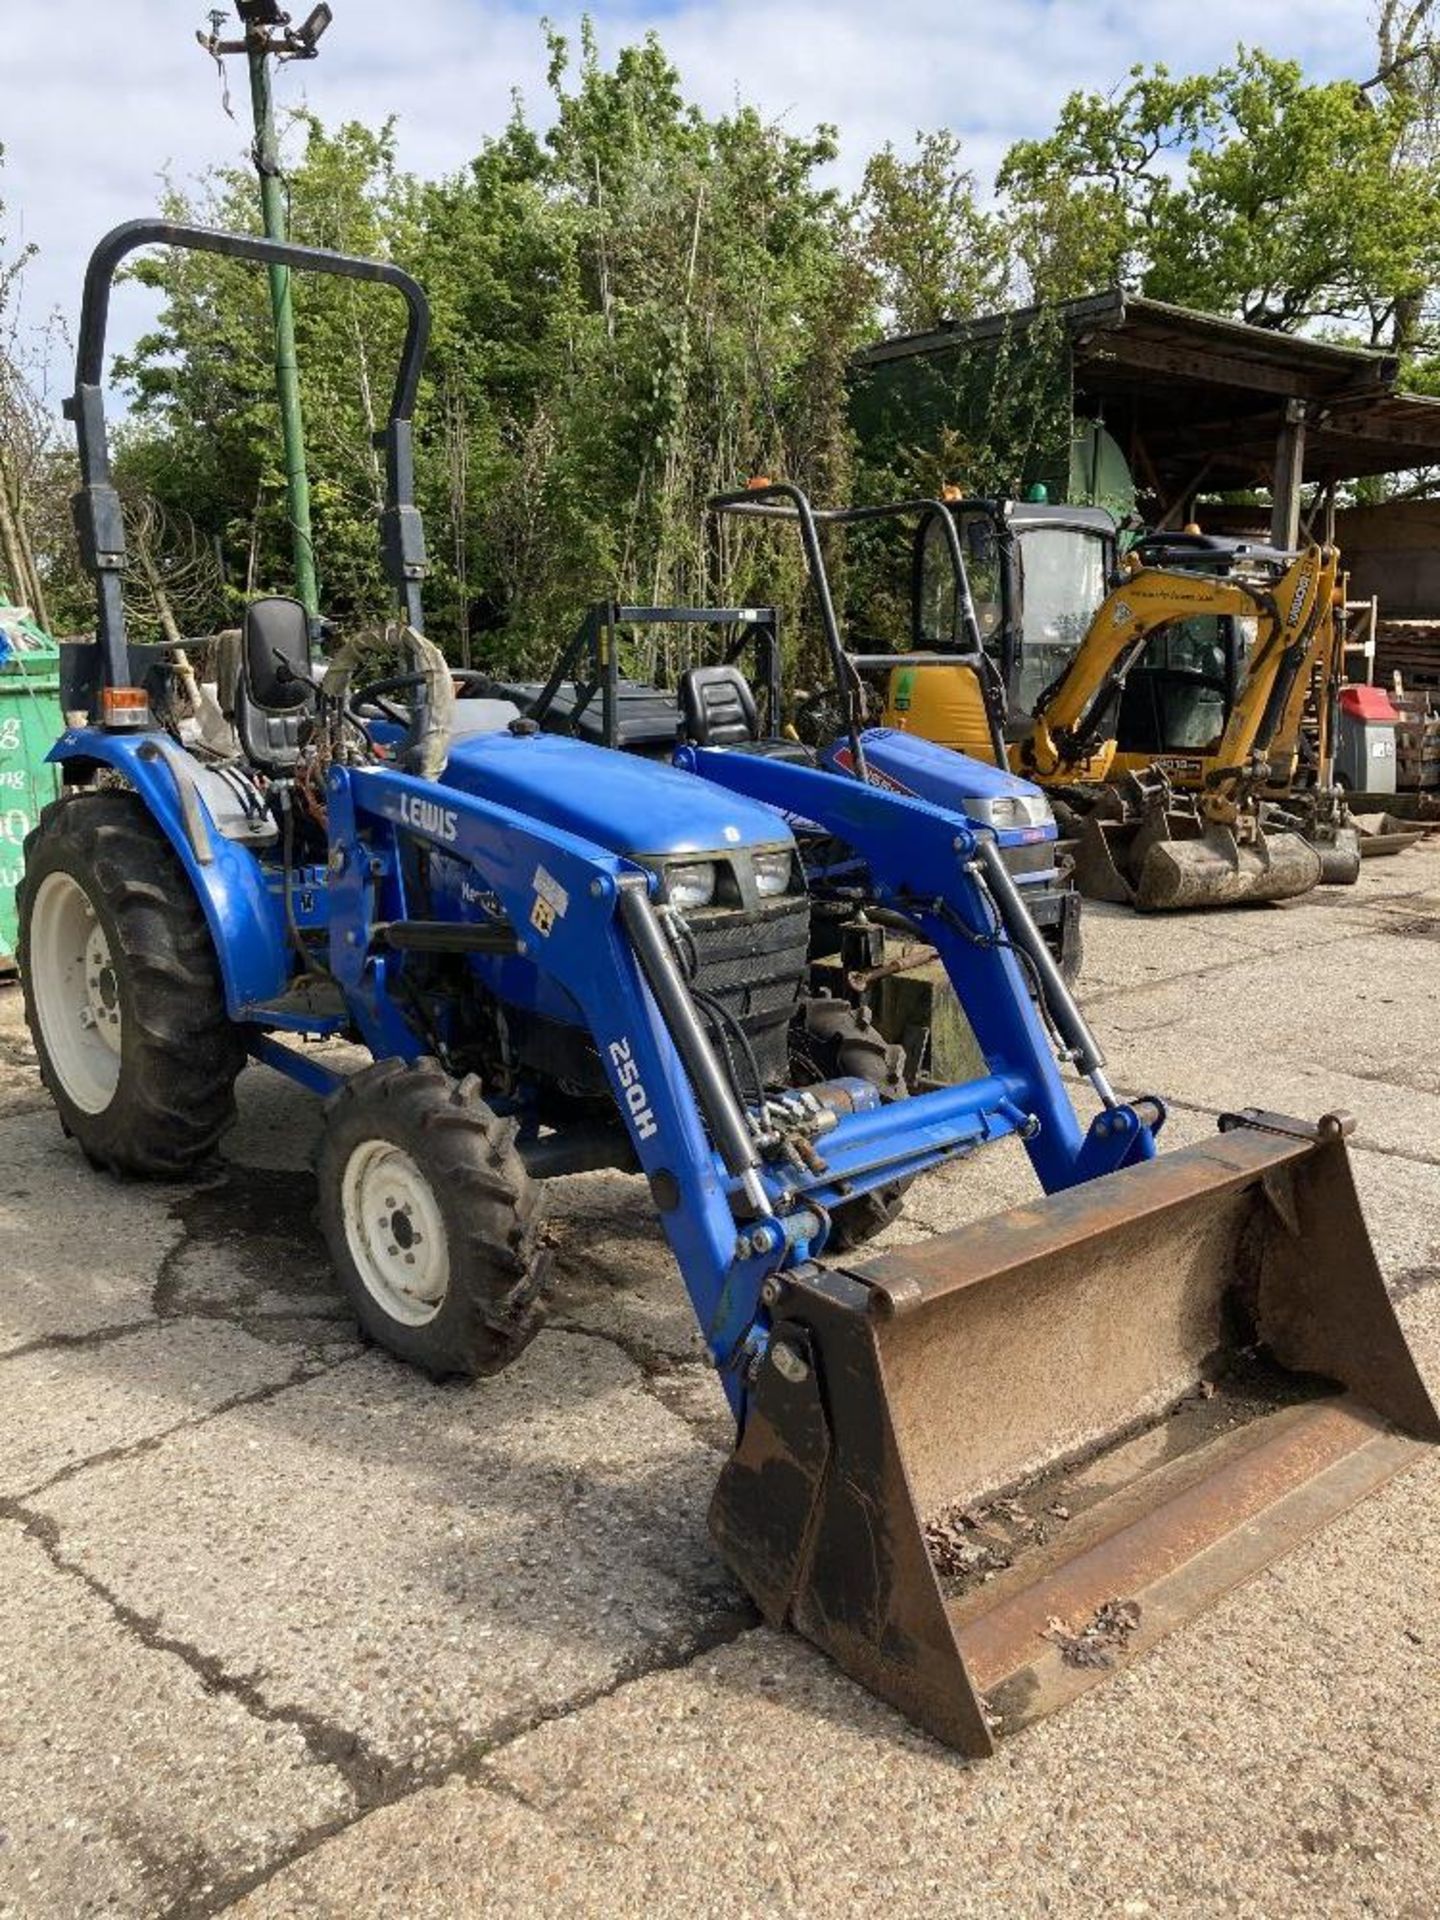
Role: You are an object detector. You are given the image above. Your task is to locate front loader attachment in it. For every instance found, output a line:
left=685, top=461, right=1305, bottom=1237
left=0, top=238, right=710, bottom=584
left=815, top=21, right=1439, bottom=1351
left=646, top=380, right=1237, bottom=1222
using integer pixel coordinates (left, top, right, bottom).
left=711, top=1115, right=1437, bottom=1754
left=1072, top=783, right=1322, bottom=911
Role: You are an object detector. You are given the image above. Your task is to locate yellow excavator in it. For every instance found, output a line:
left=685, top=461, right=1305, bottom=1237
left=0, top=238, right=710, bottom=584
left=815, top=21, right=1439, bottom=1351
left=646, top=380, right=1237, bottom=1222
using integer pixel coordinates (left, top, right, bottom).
left=884, top=499, right=1356, bottom=909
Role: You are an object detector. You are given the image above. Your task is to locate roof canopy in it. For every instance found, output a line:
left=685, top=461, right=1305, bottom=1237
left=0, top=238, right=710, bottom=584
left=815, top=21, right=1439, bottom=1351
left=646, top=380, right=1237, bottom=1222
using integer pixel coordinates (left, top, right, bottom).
left=857, top=293, right=1440, bottom=499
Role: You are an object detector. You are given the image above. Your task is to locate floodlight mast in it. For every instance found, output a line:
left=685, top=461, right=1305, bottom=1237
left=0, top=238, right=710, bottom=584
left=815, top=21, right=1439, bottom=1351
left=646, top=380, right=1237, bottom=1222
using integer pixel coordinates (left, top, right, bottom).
left=196, top=7, right=336, bottom=626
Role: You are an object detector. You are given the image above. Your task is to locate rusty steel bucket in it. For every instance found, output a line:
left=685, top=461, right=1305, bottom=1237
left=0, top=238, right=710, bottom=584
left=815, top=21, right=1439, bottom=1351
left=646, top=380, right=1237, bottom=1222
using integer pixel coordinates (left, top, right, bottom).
left=710, top=1114, right=1438, bottom=1754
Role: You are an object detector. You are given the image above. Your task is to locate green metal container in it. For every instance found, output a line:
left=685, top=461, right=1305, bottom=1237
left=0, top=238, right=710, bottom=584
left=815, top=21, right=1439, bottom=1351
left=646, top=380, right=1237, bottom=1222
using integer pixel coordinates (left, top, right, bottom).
left=0, top=608, right=63, bottom=972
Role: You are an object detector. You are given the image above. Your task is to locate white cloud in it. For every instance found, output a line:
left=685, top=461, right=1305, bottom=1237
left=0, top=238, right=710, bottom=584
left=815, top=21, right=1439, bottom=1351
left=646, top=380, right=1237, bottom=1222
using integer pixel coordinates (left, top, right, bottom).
left=3, top=0, right=1376, bottom=395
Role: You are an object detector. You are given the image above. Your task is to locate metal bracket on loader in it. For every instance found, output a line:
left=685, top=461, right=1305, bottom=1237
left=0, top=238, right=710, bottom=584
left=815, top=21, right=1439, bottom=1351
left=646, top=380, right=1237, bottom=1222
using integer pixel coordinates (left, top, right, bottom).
left=1217, top=1107, right=1354, bottom=1143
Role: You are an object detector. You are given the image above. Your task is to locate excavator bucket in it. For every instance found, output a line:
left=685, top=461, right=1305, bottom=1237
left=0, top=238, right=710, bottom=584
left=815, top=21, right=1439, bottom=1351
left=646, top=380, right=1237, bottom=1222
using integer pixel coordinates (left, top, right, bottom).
left=711, top=1115, right=1438, bottom=1754
left=1311, top=827, right=1362, bottom=887
left=1072, top=798, right=1322, bottom=911
left=1260, top=800, right=1362, bottom=888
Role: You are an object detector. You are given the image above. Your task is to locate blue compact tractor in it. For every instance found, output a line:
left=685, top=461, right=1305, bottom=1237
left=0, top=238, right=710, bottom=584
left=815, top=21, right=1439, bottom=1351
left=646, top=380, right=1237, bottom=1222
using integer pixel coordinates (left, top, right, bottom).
left=19, top=222, right=1436, bottom=1758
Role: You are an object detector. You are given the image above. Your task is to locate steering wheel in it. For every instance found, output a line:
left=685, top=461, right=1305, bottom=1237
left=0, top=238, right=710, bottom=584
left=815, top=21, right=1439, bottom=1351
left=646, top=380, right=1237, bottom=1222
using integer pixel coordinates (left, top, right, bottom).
left=793, top=679, right=878, bottom=748
left=351, top=668, right=493, bottom=724
left=350, top=671, right=432, bottom=728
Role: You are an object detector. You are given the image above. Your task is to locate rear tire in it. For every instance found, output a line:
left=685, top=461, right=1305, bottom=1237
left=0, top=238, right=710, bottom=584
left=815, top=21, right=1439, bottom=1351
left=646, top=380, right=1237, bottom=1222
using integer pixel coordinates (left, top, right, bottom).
left=317, top=1058, right=550, bottom=1379
left=18, top=790, right=245, bottom=1175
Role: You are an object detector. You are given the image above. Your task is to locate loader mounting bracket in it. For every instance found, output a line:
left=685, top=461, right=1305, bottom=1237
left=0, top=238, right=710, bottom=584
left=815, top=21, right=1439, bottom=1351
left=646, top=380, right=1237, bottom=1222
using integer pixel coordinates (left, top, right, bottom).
left=1218, top=1108, right=1355, bottom=1144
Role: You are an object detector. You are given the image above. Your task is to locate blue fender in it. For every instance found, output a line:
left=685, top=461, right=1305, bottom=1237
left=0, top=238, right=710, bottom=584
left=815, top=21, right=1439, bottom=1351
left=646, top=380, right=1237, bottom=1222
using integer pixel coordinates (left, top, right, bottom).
left=48, top=730, right=289, bottom=1017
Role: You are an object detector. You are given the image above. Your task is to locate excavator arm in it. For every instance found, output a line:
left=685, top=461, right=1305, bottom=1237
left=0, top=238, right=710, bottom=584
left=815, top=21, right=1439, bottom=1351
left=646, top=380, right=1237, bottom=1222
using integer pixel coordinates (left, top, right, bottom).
left=1265, top=564, right=1345, bottom=789
left=1023, top=566, right=1276, bottom=780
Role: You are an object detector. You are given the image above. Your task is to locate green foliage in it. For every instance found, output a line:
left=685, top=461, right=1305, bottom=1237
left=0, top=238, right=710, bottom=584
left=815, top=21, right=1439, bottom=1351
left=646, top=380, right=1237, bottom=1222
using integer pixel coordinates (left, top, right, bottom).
left=112, top=29, right=871, bottom=672
left=857, top=132, right=1009, bottom=334
left=999, top=49, right=1440, bottom=355
left=30, top=10, right=1440, bottom=646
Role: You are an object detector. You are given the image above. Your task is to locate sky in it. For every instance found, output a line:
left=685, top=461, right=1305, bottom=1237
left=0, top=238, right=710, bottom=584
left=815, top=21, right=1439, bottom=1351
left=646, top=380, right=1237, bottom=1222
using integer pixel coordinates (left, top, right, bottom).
left=2, top=0, right=1381, bottom=398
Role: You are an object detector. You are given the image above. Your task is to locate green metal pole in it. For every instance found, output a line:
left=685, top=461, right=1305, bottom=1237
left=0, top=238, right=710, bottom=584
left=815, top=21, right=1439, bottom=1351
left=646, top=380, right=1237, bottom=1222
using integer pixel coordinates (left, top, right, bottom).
left=247, top=39, right=319, bottom=621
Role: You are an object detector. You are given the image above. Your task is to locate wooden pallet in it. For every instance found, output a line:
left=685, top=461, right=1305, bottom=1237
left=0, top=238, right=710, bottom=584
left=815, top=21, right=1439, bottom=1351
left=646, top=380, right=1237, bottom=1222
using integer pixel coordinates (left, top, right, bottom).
left=1392, top=692, right=1440, bottom=791
left=1376, top=620, right=1440, bottom=690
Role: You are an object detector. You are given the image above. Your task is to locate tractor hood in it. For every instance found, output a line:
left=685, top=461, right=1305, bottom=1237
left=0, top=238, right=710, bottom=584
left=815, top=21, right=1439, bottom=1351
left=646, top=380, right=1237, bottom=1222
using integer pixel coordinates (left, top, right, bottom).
left=441, top=729, right=793, bottom=857
left=821, top=729, right=1058, bottom=844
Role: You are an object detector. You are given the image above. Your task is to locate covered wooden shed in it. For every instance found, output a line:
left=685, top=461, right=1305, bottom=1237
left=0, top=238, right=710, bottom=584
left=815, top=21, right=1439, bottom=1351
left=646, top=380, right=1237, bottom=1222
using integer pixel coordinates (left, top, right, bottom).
left=855, top=292, right=1440, bottom=549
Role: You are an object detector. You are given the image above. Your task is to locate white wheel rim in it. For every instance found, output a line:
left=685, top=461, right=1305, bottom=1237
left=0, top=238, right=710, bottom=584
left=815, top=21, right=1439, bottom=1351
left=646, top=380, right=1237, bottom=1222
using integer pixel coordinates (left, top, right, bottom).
left=340, top=1140, right=451, bottom=1327
left=29, top=871, right=124, bottom=1115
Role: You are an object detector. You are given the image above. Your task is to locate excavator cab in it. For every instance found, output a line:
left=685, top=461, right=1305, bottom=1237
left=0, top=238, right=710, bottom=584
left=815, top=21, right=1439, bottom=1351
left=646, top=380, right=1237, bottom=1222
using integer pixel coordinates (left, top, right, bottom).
left=895, top=499, right=1117, bottom=762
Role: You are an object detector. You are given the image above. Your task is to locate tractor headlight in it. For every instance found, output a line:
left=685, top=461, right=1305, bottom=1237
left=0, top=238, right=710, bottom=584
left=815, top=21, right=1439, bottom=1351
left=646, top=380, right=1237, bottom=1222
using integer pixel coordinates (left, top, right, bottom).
left=968, top=792, right=1055, bottom=833
left=665, top=861, right=718, bottom=911
left=752, top=848, right=793, bottom=897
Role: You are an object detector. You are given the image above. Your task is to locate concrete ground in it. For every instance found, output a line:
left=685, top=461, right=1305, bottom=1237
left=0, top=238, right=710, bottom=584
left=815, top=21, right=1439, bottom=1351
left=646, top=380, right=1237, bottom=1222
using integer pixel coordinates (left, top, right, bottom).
left=1, top=843, right=1438, bottom=1919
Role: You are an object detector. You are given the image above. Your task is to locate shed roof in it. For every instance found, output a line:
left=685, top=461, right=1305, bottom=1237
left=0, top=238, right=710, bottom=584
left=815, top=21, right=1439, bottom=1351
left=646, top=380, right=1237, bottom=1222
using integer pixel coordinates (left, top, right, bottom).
left=856, top=292, right=1440, bottom=492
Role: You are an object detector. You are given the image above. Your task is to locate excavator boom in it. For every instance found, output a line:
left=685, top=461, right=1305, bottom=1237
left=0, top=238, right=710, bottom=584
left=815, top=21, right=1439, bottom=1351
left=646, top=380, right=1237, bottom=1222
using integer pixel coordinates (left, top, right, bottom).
left=885, top=503, right=1357, bottom=910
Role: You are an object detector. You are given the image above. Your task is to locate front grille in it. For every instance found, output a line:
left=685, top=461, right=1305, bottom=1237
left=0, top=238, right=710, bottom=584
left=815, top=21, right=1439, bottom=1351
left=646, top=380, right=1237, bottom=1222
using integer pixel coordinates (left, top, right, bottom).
left=1003, top=840, right=1059, bottom=877
left=688, top=894, right=810, bottom=1088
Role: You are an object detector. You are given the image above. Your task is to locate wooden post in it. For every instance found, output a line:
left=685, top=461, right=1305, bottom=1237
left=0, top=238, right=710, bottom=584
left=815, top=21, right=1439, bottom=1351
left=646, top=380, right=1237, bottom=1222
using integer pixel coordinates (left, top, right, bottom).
left=1270, top=399, right=1307, bottom=548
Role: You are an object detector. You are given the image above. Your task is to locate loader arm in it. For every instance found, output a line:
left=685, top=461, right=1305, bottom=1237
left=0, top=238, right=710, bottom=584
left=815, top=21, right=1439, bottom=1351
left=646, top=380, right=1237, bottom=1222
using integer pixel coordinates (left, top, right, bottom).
left=1023, top=567, right=1276, bottom=779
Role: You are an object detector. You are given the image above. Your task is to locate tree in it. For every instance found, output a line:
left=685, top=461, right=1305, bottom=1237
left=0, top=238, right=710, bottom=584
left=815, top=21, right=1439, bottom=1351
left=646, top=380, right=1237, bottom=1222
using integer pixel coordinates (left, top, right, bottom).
left=856, top=131, right=1010, bottom=334
left=997, top=48, right=1440, bottom=359
left=998, top=65, right=1221, bottom=305
left=117, top=28, right=871, bottom=676
left=0, top=144, right=52, bottom=628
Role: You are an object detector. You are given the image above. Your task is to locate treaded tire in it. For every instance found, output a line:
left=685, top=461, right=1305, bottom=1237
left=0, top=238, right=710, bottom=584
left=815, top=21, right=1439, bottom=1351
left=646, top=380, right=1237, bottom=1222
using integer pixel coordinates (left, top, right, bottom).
left=18, top=790, right=245, bottom=1175
left=317, top=1057, right=550, bottom=1379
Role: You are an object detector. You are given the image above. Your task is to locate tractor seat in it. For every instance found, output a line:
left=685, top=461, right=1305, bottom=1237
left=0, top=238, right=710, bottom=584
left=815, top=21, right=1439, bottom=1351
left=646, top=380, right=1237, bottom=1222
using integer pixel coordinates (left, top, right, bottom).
left=233, top=596, right=315, bottom=774
left=678, top=665, right=813, bottom=764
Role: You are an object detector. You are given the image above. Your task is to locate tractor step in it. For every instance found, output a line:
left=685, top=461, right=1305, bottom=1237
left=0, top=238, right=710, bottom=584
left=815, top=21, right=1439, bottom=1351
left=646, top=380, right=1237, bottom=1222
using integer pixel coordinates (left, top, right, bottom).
left=249, top=976, right=349, bottom=1026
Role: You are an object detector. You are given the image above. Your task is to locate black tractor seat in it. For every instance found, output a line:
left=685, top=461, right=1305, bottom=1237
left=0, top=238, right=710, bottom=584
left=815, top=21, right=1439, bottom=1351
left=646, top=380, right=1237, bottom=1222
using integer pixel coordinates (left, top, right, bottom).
left=678, top=665, right=813, bottom=763
left=481, top=676, right=683, bottom=751
left=232, top=595, right=316, bottom=774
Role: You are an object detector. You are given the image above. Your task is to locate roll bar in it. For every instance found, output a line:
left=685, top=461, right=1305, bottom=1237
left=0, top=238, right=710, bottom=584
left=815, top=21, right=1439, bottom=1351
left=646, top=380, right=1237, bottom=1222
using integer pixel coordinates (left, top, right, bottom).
left=708, top=483, right=1009, bottom=774
left=64, top=219, right=433, bottom=698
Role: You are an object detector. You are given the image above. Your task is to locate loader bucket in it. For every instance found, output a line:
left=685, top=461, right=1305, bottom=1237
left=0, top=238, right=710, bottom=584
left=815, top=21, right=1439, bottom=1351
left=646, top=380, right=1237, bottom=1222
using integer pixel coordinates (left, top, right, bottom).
left=711, top=1117, right=1438, bottom=1755
left=1073, top=808, right=1322, bottom=910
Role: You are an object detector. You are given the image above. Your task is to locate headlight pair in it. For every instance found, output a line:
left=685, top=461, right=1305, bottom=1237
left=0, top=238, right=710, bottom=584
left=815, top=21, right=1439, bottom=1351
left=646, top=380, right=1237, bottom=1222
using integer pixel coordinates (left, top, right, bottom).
left=968, top=792, right=1055, bottom=832
left=663, top=846, right=792, bottom=911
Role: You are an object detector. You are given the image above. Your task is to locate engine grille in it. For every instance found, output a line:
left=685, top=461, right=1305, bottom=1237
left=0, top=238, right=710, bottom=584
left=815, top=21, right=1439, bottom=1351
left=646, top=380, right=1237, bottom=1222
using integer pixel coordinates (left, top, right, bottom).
left=688, top=894, right=810, bottom=1088
left=1002, top=840, right=1059, bottom=877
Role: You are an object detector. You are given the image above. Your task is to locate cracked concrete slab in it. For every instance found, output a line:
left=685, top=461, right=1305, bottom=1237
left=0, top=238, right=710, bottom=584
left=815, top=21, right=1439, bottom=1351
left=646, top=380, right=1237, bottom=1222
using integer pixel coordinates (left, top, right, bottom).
left=1080, top=908, right=1440, bottom=1163
left=33, top=1337, right=748, bottom=1783
left=545, top=1168, right=711, bottom=1369
left=0, top=1108, right=188, bottom=1354
left=236, top=1436, right=1440, bottom=1918
left=0, top=1521, right=353, bottom=1918
left=0, top=1320, right=325, bottom=1499
left=3, top=842, right=1440, bottom=1917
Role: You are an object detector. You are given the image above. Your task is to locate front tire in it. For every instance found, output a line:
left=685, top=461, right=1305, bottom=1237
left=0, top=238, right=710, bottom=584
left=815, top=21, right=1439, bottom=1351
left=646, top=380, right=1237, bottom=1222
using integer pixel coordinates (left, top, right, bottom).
left=18, top=790, right=245, bottom=1175
left=791, top=1000, right=911, bottom=1252
left=317, top=1058, right=550, bottom=1378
